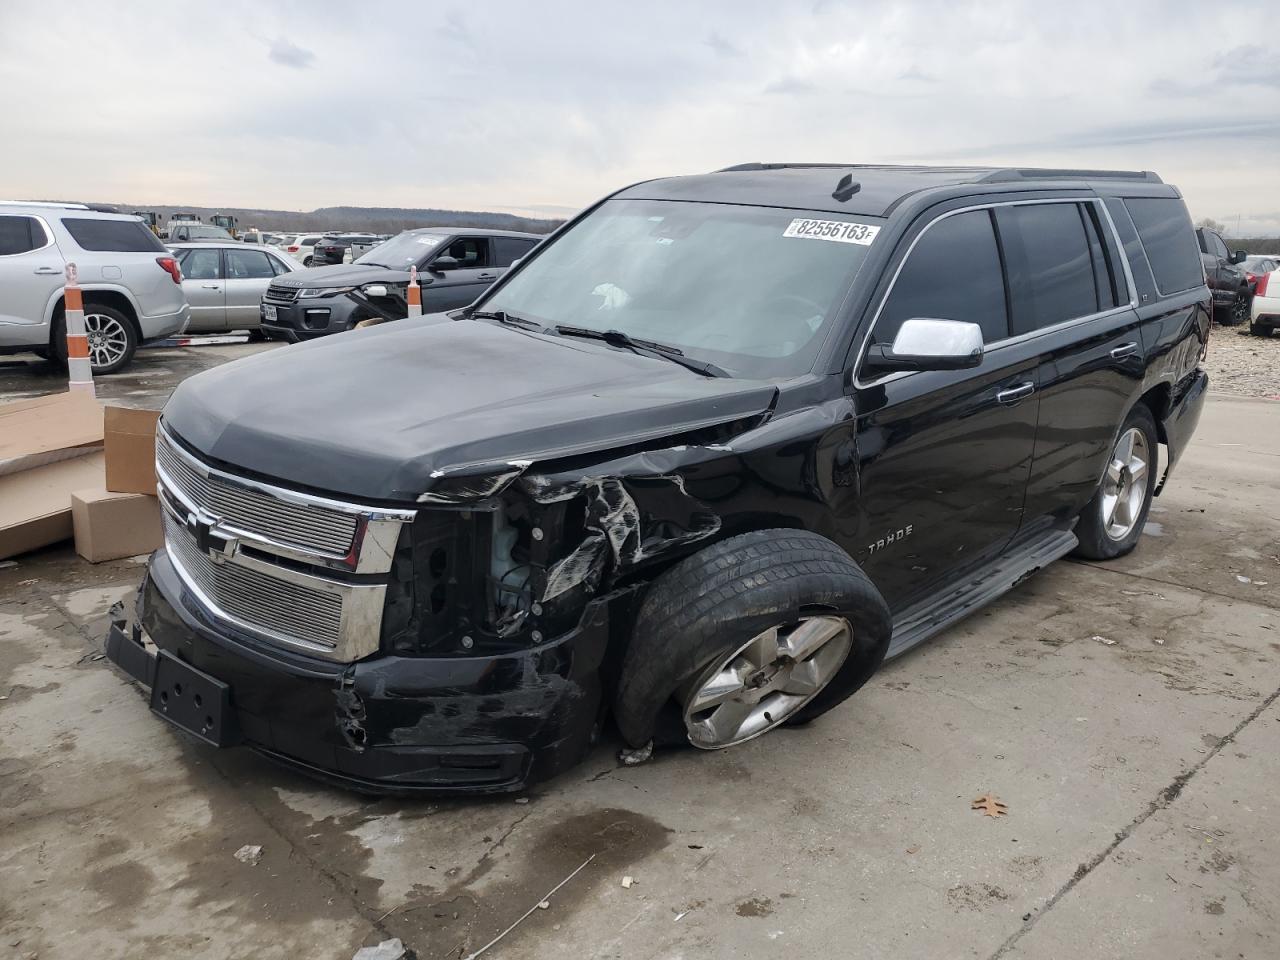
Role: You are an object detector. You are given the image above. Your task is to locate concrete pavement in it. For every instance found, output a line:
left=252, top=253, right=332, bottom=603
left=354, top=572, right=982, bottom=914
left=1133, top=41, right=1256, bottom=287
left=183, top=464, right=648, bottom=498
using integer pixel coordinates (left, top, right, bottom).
left=0, top=351, right=1276, bottom=959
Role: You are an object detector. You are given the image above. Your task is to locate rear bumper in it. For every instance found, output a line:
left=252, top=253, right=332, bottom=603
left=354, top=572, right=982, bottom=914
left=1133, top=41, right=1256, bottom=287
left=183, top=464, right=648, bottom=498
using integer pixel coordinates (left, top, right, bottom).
left=1156, top=368, right=1208, bottom=493
left=105, top=550, right=607, bottom=795
left=138, top=304, right=190, bottom=341
left=260, top=296, right=359, bottom=339
left=1250, top=294, right=1279, bottom=328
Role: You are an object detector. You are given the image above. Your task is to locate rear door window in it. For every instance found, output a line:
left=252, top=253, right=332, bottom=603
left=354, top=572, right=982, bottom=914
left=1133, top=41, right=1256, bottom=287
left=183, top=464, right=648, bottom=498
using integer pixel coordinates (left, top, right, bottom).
left=178, top=247, right=223, bottom=280
left=1125, top=198, right=1203, bottom=294
left=269, top=255, right=295, bottom=276
left=0, top=215, right=47, bottom=255
left=226, top=249, right=276, bottom=279
left=493, top=237, right=539, bottom=267
left=995, top=203, right=1100, bottom=335
left=61, top=218, right=167, bottom=252
left=875, top=209, right=1009, bottom=346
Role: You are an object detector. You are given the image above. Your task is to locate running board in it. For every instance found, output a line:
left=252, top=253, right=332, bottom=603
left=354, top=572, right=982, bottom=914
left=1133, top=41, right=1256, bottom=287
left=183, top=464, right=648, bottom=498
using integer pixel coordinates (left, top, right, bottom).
left=886, top=528, right=1078, bottom=660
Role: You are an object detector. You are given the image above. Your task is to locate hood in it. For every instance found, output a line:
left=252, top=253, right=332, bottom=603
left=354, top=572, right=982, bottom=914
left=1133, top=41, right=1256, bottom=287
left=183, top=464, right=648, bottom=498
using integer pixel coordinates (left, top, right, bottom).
left=162, top=319, right=777, bottom=503
left=272, top=262, right=409, bottom=288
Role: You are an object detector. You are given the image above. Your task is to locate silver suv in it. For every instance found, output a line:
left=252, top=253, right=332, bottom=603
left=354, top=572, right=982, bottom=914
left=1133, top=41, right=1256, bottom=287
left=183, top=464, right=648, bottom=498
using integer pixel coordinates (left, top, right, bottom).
left=0, top=201, right=190, bottom=374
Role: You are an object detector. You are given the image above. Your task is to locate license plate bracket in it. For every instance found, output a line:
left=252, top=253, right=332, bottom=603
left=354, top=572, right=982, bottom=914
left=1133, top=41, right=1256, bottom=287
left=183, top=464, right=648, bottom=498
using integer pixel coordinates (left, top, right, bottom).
left=149, top=651, right=238, bottom=747
left=262, top=304, right=278, bottom=322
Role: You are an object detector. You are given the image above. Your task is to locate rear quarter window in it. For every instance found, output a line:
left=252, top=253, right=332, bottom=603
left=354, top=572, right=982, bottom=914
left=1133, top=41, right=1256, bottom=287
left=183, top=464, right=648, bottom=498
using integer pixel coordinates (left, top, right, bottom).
left=61, top=218, right=167, bottom=253
left=1123, top=199, right=1203, bottom=295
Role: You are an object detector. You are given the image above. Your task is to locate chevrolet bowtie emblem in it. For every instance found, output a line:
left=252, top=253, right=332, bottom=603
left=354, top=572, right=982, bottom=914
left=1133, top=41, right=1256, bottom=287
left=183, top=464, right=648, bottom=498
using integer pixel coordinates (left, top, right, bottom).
left=186, top=508, right=237, bottom=564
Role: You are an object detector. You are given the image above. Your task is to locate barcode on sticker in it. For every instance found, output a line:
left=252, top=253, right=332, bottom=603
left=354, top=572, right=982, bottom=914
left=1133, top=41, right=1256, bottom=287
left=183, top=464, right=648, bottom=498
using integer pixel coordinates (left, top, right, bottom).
left=783, top=218, right=879, bottom=245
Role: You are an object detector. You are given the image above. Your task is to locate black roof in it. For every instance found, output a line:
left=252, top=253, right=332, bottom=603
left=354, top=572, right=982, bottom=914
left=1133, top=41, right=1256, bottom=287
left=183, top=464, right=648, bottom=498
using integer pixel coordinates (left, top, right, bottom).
left=616, top=163, right=1171, bottom=217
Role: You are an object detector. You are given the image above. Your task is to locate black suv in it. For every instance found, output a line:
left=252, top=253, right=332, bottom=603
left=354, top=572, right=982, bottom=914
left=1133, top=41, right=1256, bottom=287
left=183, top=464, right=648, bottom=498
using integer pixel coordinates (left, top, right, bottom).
left=107, top=164, right=1209, bottom=795
left=1196, top=226, right=1250, bottom=325
left=259, top=228, right=541, bottom=340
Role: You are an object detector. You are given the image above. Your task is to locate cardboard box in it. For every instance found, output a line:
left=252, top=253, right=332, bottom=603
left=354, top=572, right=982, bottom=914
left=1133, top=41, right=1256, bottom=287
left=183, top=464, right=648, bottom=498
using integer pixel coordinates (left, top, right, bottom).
left=104, top=406, right=161, bottom=496
left=0, top=392, right=103, bottom=476
left=71, top=486, right=163, bottom=563
left=0, top=453, right=106, bottom=560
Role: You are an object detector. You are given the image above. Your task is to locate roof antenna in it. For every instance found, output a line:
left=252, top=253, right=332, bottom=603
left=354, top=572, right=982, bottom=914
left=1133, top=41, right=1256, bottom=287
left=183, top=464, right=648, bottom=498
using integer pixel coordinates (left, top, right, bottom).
left=831, top=174, right=861, bottom=202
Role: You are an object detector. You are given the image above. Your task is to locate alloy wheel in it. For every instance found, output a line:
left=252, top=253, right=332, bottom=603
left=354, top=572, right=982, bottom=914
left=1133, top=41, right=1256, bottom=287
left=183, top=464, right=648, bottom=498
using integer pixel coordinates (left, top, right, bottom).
left=681, top=615, right=853, bottom=749
left=84, top=313, right=131, bottom=370
left=1101, top=426, right=1149, bottom=541
left=1231, top=297, right=1249, bottom=325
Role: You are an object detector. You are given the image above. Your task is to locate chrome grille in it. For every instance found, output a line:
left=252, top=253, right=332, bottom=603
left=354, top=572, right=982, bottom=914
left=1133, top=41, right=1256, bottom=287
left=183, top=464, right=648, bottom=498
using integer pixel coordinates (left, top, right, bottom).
left=156, top=429, right=357, bottom=556
left=163, top=511, right=344, bottom=651
left=265, top=283, right=299, bottom=302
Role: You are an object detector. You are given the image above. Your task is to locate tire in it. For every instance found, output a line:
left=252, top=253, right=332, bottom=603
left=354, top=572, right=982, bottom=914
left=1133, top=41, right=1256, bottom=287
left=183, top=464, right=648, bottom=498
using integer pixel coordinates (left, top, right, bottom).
left=245, top=329, right=268, bottom=343
left=51, top=304, right=138, bottom=375
left=303, top=256, right=315, bottom=267
left=1220, top=292, right=1249, bottom=327
left=1250, top=321, right=1273, bottom=337
left=1072, top=403, right=1159, bottom=561
left=614, top=530, right=892, bottom=750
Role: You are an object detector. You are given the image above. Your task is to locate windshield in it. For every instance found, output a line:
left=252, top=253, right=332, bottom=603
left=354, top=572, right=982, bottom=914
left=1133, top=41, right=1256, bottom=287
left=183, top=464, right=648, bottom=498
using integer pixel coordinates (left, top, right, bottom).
left=187, top=225, right=233, bottom=240
left=479, top=199, right=879, bottom=378
left=355, top=231, right=443, bottom=268
left=1243, top=257, right=1274, bottom=272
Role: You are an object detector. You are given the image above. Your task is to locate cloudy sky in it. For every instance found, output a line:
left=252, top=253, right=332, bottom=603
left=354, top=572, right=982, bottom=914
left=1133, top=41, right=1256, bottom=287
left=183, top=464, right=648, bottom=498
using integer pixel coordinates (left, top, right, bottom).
left=2, top=0, right=1277, bottom=233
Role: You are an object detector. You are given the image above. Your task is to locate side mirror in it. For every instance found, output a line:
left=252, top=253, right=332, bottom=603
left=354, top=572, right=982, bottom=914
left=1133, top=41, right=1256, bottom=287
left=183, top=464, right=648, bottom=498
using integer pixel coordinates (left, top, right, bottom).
left=1230, top=250, right=1247, bottom=265
left=430, top=255, right=460, bottom=272
left=361, top=284, right=388, bottom=298
left=864, top=317, right=985, bottom=373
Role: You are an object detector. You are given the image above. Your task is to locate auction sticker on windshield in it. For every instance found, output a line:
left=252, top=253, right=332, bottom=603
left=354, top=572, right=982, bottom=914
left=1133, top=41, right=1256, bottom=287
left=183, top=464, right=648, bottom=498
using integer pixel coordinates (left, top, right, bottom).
left=783, top=218, right=880, bottom=245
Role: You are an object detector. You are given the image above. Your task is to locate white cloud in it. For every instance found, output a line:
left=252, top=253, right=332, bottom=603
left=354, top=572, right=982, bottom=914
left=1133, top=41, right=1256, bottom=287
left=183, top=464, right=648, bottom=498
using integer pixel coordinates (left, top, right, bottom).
left=0, top=0, right=1274, bottom=233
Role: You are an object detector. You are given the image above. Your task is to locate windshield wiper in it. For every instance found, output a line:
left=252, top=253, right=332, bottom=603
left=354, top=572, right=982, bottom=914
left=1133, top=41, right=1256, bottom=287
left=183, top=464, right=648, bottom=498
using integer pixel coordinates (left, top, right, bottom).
left=554, top=325, right=727, bottom=378
left=471, top=309, right=544, bottom=332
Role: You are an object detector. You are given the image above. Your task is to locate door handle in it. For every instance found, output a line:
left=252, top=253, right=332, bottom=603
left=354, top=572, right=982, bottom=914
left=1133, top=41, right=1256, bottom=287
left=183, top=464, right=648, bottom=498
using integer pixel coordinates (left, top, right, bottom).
left=201, top=284, right=221, bottom=290
left=33, top=267, right=62, bottom=275
left=1110, top=342, right=1139, bottom=360
left=477, top=273, right=496, bottom=280
left=996, top=381, right=1035, bottom=405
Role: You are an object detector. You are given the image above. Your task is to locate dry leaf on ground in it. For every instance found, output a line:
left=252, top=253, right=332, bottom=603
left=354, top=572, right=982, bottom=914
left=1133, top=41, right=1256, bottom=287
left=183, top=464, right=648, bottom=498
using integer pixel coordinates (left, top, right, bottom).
left=972, top=794, right=1008, bottom=817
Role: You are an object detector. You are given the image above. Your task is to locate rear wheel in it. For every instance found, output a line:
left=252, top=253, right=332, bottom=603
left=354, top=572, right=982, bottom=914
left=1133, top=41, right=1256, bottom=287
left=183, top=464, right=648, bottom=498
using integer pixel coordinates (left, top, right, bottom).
left=614, top=530, right=892, bottom=751
left=303, top=256, right=315, bottom=267
left=51, top=304, right=138, bottom=375
left=1072, top=404, right=1159, bottom=560
left=1221, top=292, right=1249, bottom=326
left=1250, top=320, right=1273, bottom=337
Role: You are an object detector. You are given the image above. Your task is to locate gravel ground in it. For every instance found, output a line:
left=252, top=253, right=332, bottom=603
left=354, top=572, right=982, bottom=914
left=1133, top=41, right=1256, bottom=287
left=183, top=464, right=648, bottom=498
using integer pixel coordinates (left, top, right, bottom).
left=1204, top=324, right=1280, bottom=399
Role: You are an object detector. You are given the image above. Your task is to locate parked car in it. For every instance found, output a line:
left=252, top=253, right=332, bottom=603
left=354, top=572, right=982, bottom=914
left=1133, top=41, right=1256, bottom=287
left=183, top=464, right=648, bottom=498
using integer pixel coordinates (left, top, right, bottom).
left=275, top=233, right=329, bottom=266
left=169, top=242, right=300, bottom=333
left=1247, top=264, right=1278, bottom=336
left=312, top=233, right=381, bottom=266
left=1240, top=255, right=1279, bottom=292
left=260, top=228, right=539, bottom=340
left=106, top=163, right=1208, bottom=796
left=1197, top=227, right=1250, bottom=325
left=239, top=230, right=283, bottom=246
left=350, top=235, right=388, bottom=259
left=167, top=223, right=236, bottom=243
left=0, top=201, right=188, bottom=374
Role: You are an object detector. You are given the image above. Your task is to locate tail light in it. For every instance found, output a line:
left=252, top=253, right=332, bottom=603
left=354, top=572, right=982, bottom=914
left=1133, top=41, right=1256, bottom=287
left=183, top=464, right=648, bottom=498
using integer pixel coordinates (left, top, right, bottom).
left=288, top=245, right=300, bottom=252
left=156, top=256, right=182, bottom=284
left=1257, top=273, right=1270, bottom=297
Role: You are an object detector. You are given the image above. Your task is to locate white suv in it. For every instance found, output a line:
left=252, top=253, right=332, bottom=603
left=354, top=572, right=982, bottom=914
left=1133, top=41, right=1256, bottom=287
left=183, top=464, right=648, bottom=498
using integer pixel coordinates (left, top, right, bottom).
left=0, top=201, right=190, bottom=374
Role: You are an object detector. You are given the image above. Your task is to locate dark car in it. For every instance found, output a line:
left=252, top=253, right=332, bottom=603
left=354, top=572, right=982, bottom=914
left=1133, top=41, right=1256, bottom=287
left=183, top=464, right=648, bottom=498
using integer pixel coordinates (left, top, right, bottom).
left=1196, top=226, right=1250, bottom=325
left=107, top=163, right=1208, bottom=796
left=258, top=228, right=540, bottom=340
left=311, top=234, right=380, bottom=266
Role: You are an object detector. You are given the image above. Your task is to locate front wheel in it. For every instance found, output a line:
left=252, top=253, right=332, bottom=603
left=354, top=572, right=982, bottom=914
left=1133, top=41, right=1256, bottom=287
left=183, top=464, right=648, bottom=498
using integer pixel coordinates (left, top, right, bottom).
left=1072, top=404, right=1159, bottom=560
left=614, top=530, right=892, bottom=751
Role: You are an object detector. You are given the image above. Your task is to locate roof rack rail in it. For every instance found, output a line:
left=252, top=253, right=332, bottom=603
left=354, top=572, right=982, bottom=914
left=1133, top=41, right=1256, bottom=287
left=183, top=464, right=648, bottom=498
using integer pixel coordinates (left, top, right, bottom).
left=978, top=168, right=1162, bottom=184
left=716, top=162, right=869, bottom=173
left=0, top=199, right=90, bottom=209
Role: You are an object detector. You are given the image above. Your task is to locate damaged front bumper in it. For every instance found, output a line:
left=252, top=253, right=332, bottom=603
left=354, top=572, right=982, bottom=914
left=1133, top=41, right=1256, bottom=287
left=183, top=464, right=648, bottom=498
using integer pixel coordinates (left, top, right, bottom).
left=104, top=550, right=608, bottom=795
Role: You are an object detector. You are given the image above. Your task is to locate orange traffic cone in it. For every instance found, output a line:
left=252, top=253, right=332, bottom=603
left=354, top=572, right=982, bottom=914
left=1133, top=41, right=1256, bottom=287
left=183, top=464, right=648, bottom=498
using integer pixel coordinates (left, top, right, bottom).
left=63, top=263, right=95, bottom=396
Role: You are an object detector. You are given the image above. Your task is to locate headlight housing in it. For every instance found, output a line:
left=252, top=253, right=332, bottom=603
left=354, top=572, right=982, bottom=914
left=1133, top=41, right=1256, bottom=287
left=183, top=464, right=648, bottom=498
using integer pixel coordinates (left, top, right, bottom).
left=297, top=286, right=355, bottom=298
